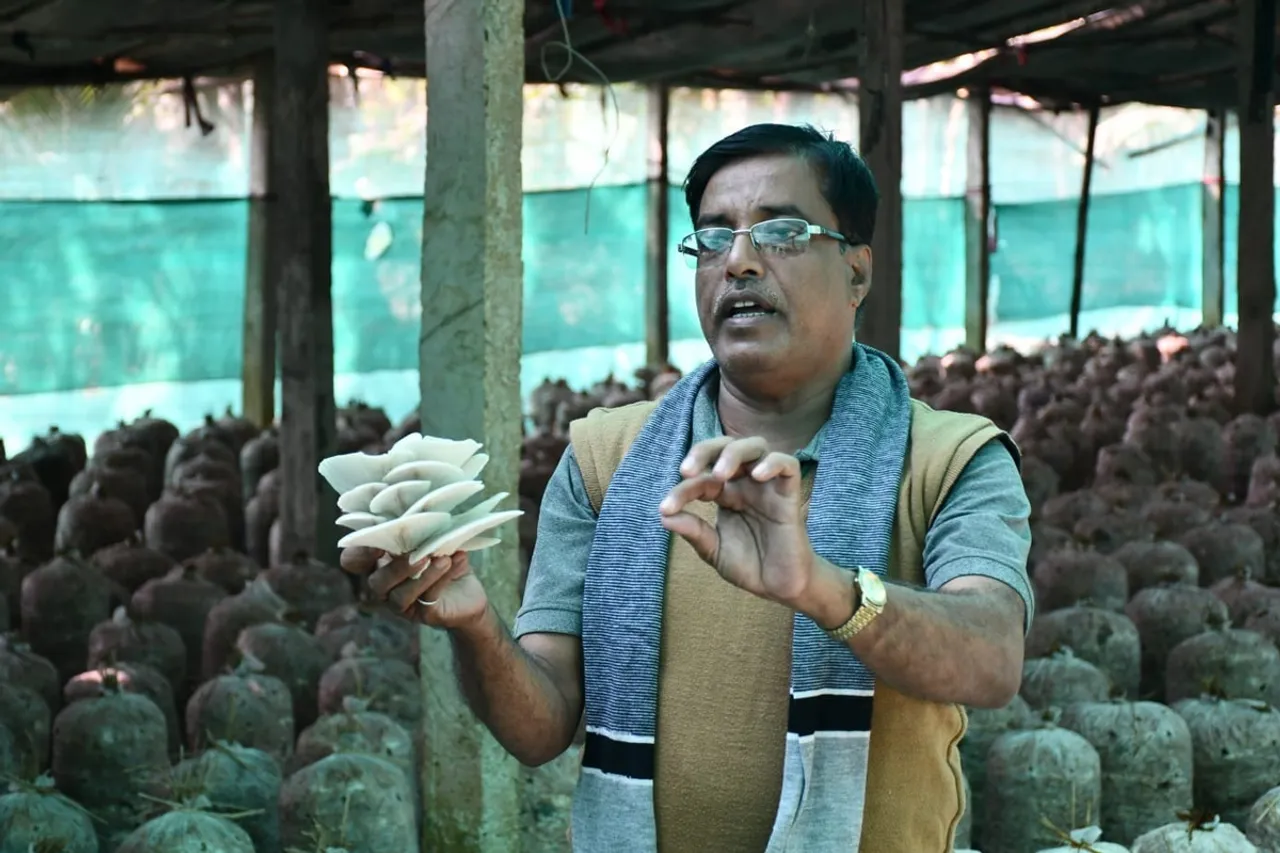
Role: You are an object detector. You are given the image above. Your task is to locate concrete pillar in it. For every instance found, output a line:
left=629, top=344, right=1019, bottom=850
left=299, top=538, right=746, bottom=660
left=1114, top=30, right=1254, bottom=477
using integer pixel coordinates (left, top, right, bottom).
left=418, top=0, right=526, bottom=848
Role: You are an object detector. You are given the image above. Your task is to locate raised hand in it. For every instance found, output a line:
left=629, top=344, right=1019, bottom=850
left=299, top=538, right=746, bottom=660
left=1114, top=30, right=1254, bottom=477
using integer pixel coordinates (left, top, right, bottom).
left=658, top=436, right=818, bottom=606
left=339, top=546, right=488, bottom=628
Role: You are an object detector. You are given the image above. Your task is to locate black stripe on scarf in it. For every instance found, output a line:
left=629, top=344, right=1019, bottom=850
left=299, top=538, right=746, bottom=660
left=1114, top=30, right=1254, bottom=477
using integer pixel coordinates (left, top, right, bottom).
left=582, top=693, right=873, bottom=778
left=787, top=692, right=874, bottom=737
left=582, top=731, right=656, bottom=780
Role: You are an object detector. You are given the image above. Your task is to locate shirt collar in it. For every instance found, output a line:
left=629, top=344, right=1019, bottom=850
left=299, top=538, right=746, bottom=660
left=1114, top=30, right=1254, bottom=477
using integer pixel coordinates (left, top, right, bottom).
left=690, top=377, right=825, bottom=463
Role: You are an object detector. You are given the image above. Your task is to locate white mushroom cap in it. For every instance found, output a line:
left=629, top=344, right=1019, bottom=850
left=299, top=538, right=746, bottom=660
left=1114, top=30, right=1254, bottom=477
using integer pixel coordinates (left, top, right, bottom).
left=384, top=460, right=468, bottom=487
left=387, top=433, right=483, bottom=469
left=319, top=452, right=394, bottom=494
left=461, top=453, right=490, bottom=479
left=368, top=480, right=436, bottom=516
left=336, top=482, right=387, bottom=513
left=319, top=432, right=522, bottom=560
left=336, top=512, right=383, bottom=531
left=337, top=511, right=453, bottom=552
left=404, top=480, right=485, bottom=515
left=408, top=508, right=524, bottom=570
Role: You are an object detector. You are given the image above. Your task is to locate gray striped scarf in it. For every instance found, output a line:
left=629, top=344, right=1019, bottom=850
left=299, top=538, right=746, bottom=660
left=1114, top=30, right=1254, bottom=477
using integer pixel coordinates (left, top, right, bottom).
left=571, top=343, right=912, bottom=851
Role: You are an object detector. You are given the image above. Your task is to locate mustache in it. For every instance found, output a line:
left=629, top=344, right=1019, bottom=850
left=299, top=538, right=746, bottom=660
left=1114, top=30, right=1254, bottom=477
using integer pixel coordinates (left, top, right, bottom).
left=713, top=282, right=782, bottom=318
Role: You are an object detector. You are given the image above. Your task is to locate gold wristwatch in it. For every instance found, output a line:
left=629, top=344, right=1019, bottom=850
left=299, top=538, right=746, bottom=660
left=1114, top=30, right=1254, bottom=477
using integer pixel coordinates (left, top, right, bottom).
left=825, top=567, right=887, bottom=641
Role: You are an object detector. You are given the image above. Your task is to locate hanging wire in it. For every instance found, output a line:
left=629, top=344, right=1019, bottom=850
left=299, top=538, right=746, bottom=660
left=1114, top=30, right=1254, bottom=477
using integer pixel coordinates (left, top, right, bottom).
left=181, top=76, right=216, bottom=136
left=538, top=0, right=623, bottom=233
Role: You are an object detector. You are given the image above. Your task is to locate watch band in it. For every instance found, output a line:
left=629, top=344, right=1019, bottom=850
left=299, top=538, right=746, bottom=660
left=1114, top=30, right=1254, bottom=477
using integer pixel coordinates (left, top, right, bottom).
left=826, top=567, right=885, bottom=641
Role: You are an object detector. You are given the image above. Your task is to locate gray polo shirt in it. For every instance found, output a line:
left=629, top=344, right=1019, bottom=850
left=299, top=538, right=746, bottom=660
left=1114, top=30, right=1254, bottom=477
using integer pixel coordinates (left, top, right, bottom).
left=515, top=383, right=1034, bottom=638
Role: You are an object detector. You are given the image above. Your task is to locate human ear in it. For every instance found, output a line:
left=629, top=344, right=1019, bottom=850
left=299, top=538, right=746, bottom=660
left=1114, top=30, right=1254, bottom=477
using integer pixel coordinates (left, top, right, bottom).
left=848, top=245, right=872, bottom=305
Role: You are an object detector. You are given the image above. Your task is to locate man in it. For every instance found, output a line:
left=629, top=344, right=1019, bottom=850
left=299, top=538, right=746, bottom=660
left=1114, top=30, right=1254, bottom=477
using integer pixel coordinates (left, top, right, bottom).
left=342, top=123, right=1032, bottom=852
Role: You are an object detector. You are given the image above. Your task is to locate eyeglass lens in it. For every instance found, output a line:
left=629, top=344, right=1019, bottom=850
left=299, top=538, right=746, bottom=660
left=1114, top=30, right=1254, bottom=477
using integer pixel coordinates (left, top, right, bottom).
left=681, top=218, right=811, bottom=268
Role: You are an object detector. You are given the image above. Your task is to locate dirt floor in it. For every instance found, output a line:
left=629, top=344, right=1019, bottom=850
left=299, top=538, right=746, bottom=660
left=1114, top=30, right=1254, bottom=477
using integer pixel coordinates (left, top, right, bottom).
left=519, top=745, right=581, bottom=852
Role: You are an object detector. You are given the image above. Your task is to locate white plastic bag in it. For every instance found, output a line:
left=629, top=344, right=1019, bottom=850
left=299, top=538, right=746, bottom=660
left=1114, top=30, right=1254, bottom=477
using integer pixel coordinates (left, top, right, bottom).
left=1132, top=817, right=1258, bottom=852
left=1036, top=825, right=1130, bottom=852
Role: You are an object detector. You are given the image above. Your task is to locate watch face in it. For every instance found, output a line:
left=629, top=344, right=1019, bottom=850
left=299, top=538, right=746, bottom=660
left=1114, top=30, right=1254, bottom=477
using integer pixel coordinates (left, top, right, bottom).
left=860, top=569, right=888, bottom=607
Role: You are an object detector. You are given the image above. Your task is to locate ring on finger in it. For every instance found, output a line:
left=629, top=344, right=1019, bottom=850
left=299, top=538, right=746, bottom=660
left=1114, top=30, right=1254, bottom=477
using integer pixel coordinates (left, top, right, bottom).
left=417, top=598, right=437, bottom=606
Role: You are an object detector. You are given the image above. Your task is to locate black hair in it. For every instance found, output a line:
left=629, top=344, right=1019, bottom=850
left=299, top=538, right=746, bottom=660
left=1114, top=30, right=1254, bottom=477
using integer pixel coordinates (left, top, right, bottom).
left=682, top=123, right=879, bottom=246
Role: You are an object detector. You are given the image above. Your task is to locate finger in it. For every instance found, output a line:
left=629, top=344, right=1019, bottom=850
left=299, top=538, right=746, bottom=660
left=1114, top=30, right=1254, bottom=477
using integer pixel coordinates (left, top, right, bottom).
left=409, top=556, right=473, bottom=623
left=709, top=437, right=771, bottom=482
left=659, top=474, right=724, bottom=516
left=447, top=551, right=470, bottom=576
left=424, top=553, right=471, bottom=598
left=679, top=437, right=736, bottom=478
left=660, top=511, right=720, bottom=567
left=750, top=452, right=802, bottom=489
left=398, top=552, right=468, bottom=612
left=387, top=555, right=453, bottom=613
left=368, top=553, right=430, bottom=598
left=339, top=546, right=384, bottom=576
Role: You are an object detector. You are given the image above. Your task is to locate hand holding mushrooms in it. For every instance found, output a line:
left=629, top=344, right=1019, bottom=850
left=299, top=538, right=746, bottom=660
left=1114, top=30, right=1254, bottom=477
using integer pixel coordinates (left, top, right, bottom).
left=341, top=548, right=489, bottom=627
left=321, top=433, right=523, bottom=626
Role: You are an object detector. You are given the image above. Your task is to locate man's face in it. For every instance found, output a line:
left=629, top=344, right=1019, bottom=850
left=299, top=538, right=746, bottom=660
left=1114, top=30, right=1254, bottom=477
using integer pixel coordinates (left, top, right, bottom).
left=691, top=155, right=870, bottom=380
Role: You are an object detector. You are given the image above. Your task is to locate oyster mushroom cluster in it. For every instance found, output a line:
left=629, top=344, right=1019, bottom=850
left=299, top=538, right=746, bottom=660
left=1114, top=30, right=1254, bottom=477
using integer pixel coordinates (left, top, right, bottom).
left=318, top=433, right=522, bottom=567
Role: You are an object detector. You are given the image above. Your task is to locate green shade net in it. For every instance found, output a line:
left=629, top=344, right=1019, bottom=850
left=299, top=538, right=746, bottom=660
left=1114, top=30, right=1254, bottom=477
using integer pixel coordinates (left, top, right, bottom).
left=0, top=190, right=652, bottom=396
left=0, top=182, right=1274, bottom=397
left=990, top=184, right=1204, bottom=322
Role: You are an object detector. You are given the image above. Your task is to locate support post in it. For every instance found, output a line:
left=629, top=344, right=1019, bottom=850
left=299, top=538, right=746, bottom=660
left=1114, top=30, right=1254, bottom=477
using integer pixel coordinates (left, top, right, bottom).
left=1068, top=102, right=1100, bottom=339
left=418, top=0, right=525, bottom=849
left=1233, top=0, right=1277, bottom=415
left=272, top=0, right=336, bottom=561
left=858, top=0, right=904, bottom=361
left=242, top=55, right=276, bottom=428
left=645, top=84, right=671, bottom=367
left=963, top=87, right=992, bottom=353
left=1201, top=109, right=1226, bottom=328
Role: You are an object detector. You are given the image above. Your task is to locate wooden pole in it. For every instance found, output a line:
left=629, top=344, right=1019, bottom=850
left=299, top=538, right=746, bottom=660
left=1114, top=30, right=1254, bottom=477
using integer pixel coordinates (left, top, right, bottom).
left=242, top=55, right=276, bottom=428
left=1201, top=109, right=1226, bottom=328
left=645, top=84, right=671, bottom=368
left=418, top=0, right=525, bottom=848
left=857, top=0, right=904, bottom=362
left=963, top=87, right=992, bottom=354
left=272, top=0, right=336, bottom=562
left=1233, top=0, right=1277, bottom=415
left=1068, top=102, right=1100, bottom=340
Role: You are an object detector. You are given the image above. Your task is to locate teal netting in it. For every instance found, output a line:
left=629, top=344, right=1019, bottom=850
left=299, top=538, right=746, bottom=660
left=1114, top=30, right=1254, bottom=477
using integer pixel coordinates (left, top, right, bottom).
left=0, top=183, right=1273, bottom=396
left=0, top=191, right=657, bottom=396
left=991, top=184, right=1205, bottom=322
left=0, top=199, right=250, bottom=395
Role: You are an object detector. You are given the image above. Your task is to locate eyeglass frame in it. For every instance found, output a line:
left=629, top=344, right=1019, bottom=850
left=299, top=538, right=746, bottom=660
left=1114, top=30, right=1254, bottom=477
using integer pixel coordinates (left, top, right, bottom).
left=676, top=217, right=857, bottom=269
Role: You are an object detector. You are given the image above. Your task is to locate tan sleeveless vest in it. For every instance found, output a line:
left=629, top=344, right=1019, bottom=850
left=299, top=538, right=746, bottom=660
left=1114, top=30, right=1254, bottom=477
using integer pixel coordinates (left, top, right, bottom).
left=569, top=398, right=1008, bottom=852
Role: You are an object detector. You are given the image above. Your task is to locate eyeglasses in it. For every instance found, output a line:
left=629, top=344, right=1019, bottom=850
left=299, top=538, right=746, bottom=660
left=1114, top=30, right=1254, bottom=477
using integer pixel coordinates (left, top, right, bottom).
left=677, top=217, right=849, bottom=269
